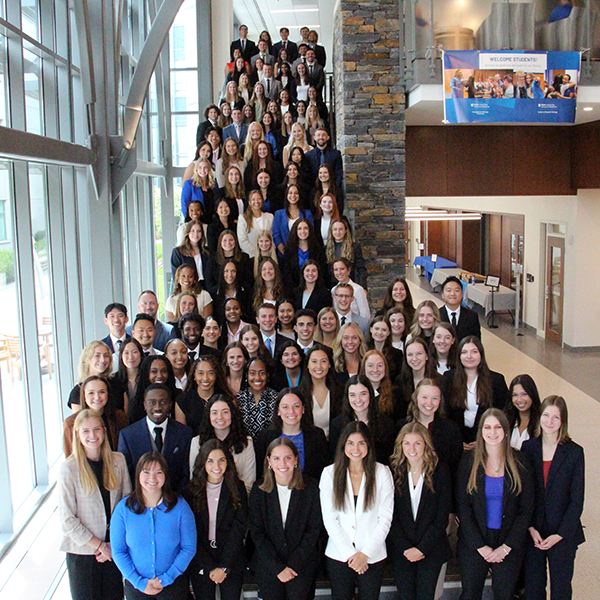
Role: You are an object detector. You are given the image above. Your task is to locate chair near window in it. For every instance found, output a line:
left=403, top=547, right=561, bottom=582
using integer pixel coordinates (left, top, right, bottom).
left=5, top=335, right=22, bottom=381
left=39, top=316, right=53, bottom=379
left=0, top=335, right=11, bottom=375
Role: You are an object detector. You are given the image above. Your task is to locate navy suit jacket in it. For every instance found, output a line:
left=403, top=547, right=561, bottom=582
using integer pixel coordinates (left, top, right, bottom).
left=222, top=123, right=248, bottom=146
left=101, top=334, right=131, bottom=354
left=118, top=417, right=193, bottom=492
left=230, top=38, right=257, bottom=62
left=273, top=40, right=298, bottom=62
left=305, top=145, right=343, bottom=191
left=521, top=437, right=585, bottom=545
left=440, top=305, right=481, bottom=342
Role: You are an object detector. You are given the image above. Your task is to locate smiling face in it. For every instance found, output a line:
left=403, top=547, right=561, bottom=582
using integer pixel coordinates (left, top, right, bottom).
left=226, top=347, right=245, bottom=374
left=242, top=330, right=260, bottom=355
left=540, top=405, right=562, bottom=437
left=294, top=316, right=315, bottom=344
left=257, top=307, right=277, bottom=335
left=392, top=281, right=407, bottom=303
left=133, top=319, right=156, bottom=351
left=319, top=310, right=337, bottom=333
left=406, top=342, right=427, bottom=372
left=88, top=344, right=111, bottom=375
left=416, top=384, right=441, bottom=419
left=121, top=341, right=142, bottom=370
left=333, top=261, right=350, bottom=284
left=482, top=415, right=504, bottom=447
left=104, top=308, right=128, bottom=337
left=210, top=400, right=232, bottom=432
left=217, top=200, right=231, bottom=220
left=148, top=359, right=169, bottom=385
left=308, top=350, right=329, bottom=379
left=267, top=444, right=296, bottom=485
left=165, top=340, right=188, bottom=373
left=364, top=354, right=386, bottom=385
left=224, top=139, right=237, bottom=156
left=303, top=263, right=318, bottom=284
left=78, top=417, right=105, bottom=455
left=441, top=281, right=463, bottom=311
left=287, top=186, right=299, bottom=205
left=334, top=287, right=354, bottom=313
left=178, top=266, right=196, bottom=291
left=297, top=222, right=310, bottom=241
left=139, top=461, right=166, bottom=496
left=247, top=360, right=267, bottom=392
left=249, top=192, right=263, bottom=212
left=261, top=261, right=275, bottom=283
left=227, top=168, right=241, bottom=187
left=417, top=306, right=435, bottom=331
left=144, top=388, right=172, bottom=425
left=182, top=319, right=202, bottom=348
left=402, top=433, right=425, bottom=465
left=460, top=342, right=481, bottom=370
left=205, top=449, right=227, bottom=484
left=342, top=327, right=361, bottom=355
left=220, top=233, right=236, bottom=255
left=345, top=432, right=368, bottom=463
left=223, top=262, right=237, bottom=286
left=348, top=383, right=370, bottom=415
left=511, top=384, right=532, bottom=414
left=278, top=394, right=304, bottom=429
left=433, top=326, right=455, bottom=357
left=195, top=360, right=217, bottom=396
left=202, top=320, right=221, bottom=345
left=257, top=234, right=273, bottom=254
left=178, top=294, right=197, bottom=316
left=389, top=312, right=405, bottom=336
left=224, top=300, right=241, bottom=324
left=188, top=223, right=203, bottom=246
left=281, top=346, right=301, bottom=370
left=370, top=321, right=390, bottom=344
left=257, top=172, right=270, bottom=189
left=188, top=202, right=203, bottom=221
left=250, top=124, right=262, bottom=141
left=277, top=301, right=294, bottom=327
left=331, top=221, right=346, bottom=243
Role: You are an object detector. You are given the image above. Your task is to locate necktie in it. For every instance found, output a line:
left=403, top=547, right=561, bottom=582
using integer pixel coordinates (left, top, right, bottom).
left=340, top=316, right=346, bottom=326
left=309, top=64, right=313, bottom=76
left=266, top=79, right=270, bottom=95
left=451, top=312, right=457, bottom=327
left=261, top=54, right=265, bottom=61
left=154, top=427, right=163, bottom=453
left=242, top=39, right=245, bottom=52
left=320, top=150, right=326, bottom=165
left=265, top=337, right=273, bottom=356
left=188, top=350, right=196, bottom=362
left=115, top=339, right=122, bottom=352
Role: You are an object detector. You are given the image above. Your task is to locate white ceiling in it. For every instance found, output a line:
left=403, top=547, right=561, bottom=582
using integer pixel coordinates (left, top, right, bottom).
left=232, top=0, right=336, bottom=68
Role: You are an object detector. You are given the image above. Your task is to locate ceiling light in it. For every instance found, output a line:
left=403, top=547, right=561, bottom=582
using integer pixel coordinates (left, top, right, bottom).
left=583, top=106, right=593, bottom=112
left=270, top=8, right=319, bottom=13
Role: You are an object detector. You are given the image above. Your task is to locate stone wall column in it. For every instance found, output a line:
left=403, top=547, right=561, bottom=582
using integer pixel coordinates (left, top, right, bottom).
left=333, top=0, right=406, bottom=306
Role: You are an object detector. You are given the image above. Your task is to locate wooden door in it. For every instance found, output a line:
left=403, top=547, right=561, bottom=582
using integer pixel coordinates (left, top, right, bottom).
left=545, top=236, right=565, bottom=345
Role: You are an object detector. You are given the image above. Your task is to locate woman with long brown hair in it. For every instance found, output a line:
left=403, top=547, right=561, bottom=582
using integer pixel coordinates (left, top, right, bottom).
left=456, top=408, right=533, bottom=600
left=320, top=421, right=394, bottom=600
left=170, top=219, right=209, bottom=286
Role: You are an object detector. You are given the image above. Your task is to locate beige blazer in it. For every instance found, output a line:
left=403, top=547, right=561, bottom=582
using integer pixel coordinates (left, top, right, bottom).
left=58, top=452, right=131, bottom=554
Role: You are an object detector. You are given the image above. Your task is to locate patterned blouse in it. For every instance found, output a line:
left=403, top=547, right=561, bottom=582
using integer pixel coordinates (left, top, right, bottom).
left=236, top=387, right=278, bottom=439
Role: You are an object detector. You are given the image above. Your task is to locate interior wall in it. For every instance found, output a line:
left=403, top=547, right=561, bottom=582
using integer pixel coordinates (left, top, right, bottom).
left=407, top=191, right=600, bottom=348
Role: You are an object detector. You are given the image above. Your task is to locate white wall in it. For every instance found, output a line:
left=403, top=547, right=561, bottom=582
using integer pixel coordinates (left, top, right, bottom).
left=407, top=190, right=600, bottom=348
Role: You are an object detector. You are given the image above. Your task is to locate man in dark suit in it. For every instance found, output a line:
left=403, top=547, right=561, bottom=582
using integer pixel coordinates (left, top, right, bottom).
left=273, top=27, right=298, bottom=62
left=222, top=103, right=248, bottom=146
left=230, top=24, right=257, bottom=62
left=439, top=276, right=481, bottom=341
left=256, top=303, right=288, bottom=359
left=118, top=384, right=193, bottom=491
left=308, top=29, right=327, bottom=69
left=291, top=43, right=308, bottom=76
left=196, top=104, right=222, bottom=146
left=125, top=290, right=175, bottom=351
left=304, top=49, right=325, bottom=96
left=102, top=302, right=130, bottom=353
left=305, top=128, right=344, bottom=191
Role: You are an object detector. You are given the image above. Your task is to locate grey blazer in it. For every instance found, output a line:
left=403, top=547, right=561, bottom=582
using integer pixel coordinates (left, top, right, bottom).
left=58, top=452, right=131, bottom=554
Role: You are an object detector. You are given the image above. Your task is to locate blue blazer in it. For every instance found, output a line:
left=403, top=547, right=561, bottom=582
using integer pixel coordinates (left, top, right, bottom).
left=118, top=417, right=193, bottom=492
left=272, top=209, right=314, bottom=250
left=222, top=123, right=248, bottom=146
left=521, top=437, right=585, bottom=545
left=305, top=146, right=343, bottom=190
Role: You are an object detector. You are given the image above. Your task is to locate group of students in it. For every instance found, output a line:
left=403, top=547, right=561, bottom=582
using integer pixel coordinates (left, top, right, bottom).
left=58, top=267, right=585, bottom=600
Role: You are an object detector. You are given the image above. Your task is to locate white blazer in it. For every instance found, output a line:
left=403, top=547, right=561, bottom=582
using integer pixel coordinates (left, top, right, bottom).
left=319, top=462, right=394, bottom=564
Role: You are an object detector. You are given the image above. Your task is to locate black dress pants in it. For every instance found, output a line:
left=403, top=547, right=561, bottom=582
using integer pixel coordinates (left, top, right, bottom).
left=66, top=553, right=123, bottom=600
left=524, top=538, right=578, bottom=600
left=189, top=569, right=244, bottom=600
left=255, top=568, right=316, bottom=600
left=391, top=552, right=445, bottom=600
left=327, top=557, right=386, bottom=600
left=458, top=532, right=524, bottom=600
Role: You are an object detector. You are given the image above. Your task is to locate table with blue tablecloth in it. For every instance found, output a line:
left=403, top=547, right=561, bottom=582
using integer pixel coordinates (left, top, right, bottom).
left=414, top=256, right=458, bottom=281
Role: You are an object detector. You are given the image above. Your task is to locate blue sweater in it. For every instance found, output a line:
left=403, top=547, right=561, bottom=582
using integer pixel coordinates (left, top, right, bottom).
left=111, top=496, right=197, bottom=592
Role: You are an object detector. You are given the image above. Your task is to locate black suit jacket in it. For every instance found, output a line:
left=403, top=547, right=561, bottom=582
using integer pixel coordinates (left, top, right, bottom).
left=273, top=40, right=298, bottom=62
left=387, top=463, right=453, bottom=564
left=254, top=426, right=329, bottom=481
left=443, top=369, right=509, bottom=444
left=184, top=478, right=248, bottom=574
left=290, top=285, right=332, bottom=315
left=118, top=417, right=193, bottom=491
left=305, top=62, right=325, bottom=93
left=440, top=305, right=481, bottom=342
left=230, top=38, right=258, bottom=62
left=196, top=120, right=222, bottom=146
left=309, top=44, right=327, bottom=69
left=456, top=450, right=534, bottom=551
left=249, top=478, right=323, bottom=575
left=521, top=437, right=585, bottom=545
left=305, top=146, right=344, bottom=192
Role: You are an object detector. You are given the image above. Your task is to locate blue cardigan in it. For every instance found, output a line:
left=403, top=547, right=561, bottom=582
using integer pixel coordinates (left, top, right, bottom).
left=272, top=209, right=314, bottom=250
left=111, top=496, right=197, bottom=592
left=181, top=180, right=204, bottom=217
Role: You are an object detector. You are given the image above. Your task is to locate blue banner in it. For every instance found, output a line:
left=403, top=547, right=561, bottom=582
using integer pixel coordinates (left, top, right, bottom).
left=443, top=50, right=580, bottom=124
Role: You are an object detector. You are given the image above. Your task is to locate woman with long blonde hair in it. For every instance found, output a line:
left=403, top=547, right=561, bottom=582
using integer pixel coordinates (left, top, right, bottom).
left=408, top=300, right=441, bottom=344
left=242, top=121, right=265, bottom=162
left=332, top=322, right=367, bottom=388
left=58, top=409, right=131, bottom=600
left=456, top=408, right=533, bottom=600
left=181, top=158, right=216, bottom=224
left=282, top=122, right=313, bottom=166
left=237, top=190, right=274, bottom=258
left=388, top=422, right=452, bottom=600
